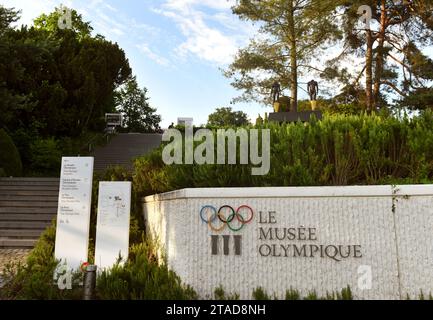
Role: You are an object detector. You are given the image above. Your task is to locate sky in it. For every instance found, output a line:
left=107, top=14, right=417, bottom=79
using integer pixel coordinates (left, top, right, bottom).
left=2, top=0, right=272, bottom=127
left=2, top=1, right=432, bottom=127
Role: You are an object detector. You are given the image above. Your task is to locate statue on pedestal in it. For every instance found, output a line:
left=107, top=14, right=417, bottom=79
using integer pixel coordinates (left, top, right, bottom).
left=307, top=80, right=319, bottom=111
left=307, top=80, right=319, bottom=101
left=271, top=81, right=281, bottom=104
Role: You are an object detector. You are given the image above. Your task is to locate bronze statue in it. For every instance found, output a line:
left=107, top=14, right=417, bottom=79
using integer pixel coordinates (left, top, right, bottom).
left=307, top=80, right=319, bottom=101
left=271, top=81, right=281, bottom=103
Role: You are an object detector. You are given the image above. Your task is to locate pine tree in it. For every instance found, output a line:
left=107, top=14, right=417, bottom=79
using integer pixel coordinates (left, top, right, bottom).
left=326, top=0, right=433, bottom=112
left=225, top=0, right=341, bottom=112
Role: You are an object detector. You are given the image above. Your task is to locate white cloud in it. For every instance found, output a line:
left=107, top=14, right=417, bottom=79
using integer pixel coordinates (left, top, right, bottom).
left=136, top=43, right=170, bottom=67
left=157, top=0, right=253, bottom=66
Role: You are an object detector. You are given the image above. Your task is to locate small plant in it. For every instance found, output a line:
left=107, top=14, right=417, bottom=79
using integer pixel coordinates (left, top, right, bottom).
left=338, top=286, right=353, bottom=300
left=96, top=242, right=197, bottom=300
left=214, top=286, right=240, bottom=300
left=304, top=290, right=319, bottom=300
left=252, top=287, right=271, bottom=300
left=285, top=287, right=301, bottom=300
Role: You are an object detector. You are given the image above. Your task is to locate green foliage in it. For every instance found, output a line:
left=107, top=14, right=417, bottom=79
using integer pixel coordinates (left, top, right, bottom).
left=134, top=113, right=433, bottom=196
left=285, top=287, right=301, bottom=300
left=207, top=107, right=250, bottom=127
left=96, top=242, right=197, bottom=300
left=115, top=76, right=161, bottom=133
left=214, top=286, right=240, bottom=300
left=304, top=291, right=319, bottom=300
left=29, top=138, right=62, bottom=175
left=225, top=0, right=341, bottom=107
left=252, top=287, right=271, bottom=300
left=0, top=128, right=22, bottom=176
left=0, top=224, right=84, bottom=300
left=0, top=5, right=132, bottom=174
left=0, top=5, right=20, bottom=35
left=253, top=286, right=353, bottom=300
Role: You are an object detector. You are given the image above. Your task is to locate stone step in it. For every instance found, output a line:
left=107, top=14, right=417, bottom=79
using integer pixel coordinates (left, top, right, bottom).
left=0, top=177, right=59, bottom=183
left=0, top=201, right=58, bottom=207
left=0, top=214, right=55, bottom=221
left=0, top=207, right=57, bottom=214
left=0, top=181, right=59, bottom=187
left=0, top=178, right=59, bottom=248
left=0, top=221, right=51, bottom=229
left=0, top=238, right=37, bottom=248
left=0, top=229, right=44, bottom=239
left=92, top=133, right=162, bottom=172
left=0, top=185, right=59, bottom=191
left=2, top=190, right=59, bottom=196
left=0, top=195, right=58, bottom=202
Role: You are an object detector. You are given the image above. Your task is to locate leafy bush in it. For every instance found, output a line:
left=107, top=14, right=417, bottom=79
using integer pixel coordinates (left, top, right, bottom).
left=29, top=137, right=62, bottom=175
left=1, top=225, right=195, bottom=300
left=96, top=242, right=197, bottom=300
left=0, top=224, right=84, bottom=300
left=0, top=128, right=23, bottom=177
left=134, top=112, right=433, bottom=196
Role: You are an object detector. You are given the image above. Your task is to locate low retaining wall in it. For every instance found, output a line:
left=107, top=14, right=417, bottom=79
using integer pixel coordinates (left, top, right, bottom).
left=141, top=185, right=433, bottom=299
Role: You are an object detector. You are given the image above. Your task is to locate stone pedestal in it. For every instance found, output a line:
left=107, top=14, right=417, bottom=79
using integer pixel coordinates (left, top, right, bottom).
left=269, top=110, right=322, bottom=123
left=310, top=100, right=317, bottom=111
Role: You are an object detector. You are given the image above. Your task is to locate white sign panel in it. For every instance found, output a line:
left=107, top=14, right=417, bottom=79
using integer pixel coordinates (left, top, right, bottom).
left=54, top=157, right=94, bottom=270
left=95, top=182, right=131, bottom=270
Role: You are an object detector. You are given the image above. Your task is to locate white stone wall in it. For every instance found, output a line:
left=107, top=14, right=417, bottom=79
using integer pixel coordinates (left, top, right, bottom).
left=142, top=186, right=433, bottom=300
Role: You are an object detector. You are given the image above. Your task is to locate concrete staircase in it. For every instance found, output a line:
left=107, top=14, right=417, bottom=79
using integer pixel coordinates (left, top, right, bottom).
left=0, top=178, right=59, bottom=248
left=92, top=133, right=162, bottom=172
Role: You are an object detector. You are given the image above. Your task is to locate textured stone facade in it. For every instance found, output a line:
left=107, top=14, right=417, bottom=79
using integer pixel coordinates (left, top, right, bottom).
left=142, top=186, right=433, bottom=299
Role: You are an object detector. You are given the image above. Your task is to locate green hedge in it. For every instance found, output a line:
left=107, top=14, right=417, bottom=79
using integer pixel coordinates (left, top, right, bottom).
left=0, top=128, right=23, bottom=177
left=134, top=112, right=433, bottom=196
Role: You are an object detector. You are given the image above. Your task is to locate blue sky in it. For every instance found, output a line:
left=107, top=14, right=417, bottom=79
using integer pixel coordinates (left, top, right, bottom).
left=2, top=1, right=432, bottom=127
left=2, top=0, right=270, bottom=127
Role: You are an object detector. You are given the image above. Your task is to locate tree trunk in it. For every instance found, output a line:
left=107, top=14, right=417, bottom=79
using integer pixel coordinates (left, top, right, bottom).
left=373, top=0, right=387, bottom=110
left=366, top=29, right=374, bottom=113
left=288, top=0, right=298, bottom=112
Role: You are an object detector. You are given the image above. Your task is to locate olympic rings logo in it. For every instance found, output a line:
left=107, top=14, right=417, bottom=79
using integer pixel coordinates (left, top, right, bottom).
left=200, top=205, right=254, bottom=232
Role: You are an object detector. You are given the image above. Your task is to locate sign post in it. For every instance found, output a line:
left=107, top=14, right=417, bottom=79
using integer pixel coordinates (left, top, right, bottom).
left=54, top=157, right=94, bottom=270
left=95, top=181, right=131, bottom=270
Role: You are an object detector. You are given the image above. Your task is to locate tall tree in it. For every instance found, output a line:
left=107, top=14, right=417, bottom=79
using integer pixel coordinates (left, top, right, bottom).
left=225, top=0, right=341, bottom=112
left=0, top=5, right=20, bottom=35
left=115, top=77, right=161, bottom=133
left=326, top=0, right=433, bottom=112
left=207, top=107, right=250, bottom=127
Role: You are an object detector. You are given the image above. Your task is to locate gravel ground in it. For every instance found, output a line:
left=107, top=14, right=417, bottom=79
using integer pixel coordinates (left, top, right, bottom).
left=0, top=249, right=31, bottom=273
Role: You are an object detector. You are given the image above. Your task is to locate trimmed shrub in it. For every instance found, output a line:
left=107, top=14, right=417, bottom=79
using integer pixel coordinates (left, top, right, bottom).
left=0, top=224, right=84, bottom=300
left=134, top=112, right=433, bottom=196
left=96, top=242, right=197, bottom=300
left=0, top=128, right=23, bottom=177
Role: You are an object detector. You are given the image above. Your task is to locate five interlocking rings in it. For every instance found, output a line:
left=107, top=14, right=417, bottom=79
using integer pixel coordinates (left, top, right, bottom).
left=200, top=205, right=254, bottom=232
